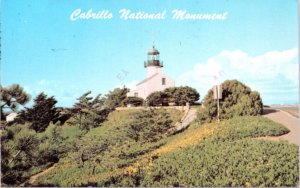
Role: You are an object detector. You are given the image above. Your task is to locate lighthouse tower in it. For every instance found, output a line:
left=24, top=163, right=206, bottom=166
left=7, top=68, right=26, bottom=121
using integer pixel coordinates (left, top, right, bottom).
left=127, top=46, right=175, bottom=99
left=144, top=46, right=164, bottom=78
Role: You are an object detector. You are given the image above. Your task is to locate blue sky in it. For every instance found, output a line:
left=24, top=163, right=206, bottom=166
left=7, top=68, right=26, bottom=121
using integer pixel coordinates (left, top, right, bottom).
left=1, top=0, right=298, bottom=107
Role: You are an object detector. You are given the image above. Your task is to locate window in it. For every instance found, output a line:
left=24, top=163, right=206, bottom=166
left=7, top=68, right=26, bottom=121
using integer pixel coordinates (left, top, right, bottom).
left=134, top=92, right=138, bottom=97
left=162, top=78, right=166, bottom=85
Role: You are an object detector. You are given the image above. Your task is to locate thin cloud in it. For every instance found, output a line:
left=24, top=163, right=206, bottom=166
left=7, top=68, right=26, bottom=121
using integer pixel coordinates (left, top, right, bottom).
left=176, top=48, right=298, bottom=104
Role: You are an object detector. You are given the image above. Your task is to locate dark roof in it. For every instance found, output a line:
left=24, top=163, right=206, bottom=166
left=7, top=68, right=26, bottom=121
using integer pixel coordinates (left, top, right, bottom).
left=137, top=73, right=159, bottom=86
left=147, top=46, right=160, bottom=55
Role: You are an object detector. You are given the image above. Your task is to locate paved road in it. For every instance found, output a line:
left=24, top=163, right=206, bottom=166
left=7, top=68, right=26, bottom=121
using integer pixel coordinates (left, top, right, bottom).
left=262, top=108, right=299, bottom=145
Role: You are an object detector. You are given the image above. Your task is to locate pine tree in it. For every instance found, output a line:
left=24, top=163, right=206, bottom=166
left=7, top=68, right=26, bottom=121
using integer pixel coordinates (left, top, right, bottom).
left=16, top=93, right=59, bottom=132
left=0, top=84, right=30, bottom=120
left=70, top=91, right=110, bottom=130
left=104, top=87, right=129, bottom=109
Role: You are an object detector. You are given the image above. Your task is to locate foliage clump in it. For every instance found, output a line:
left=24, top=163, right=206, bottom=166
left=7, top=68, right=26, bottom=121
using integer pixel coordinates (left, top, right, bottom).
left=68, top=91, right=111, bottom=130
left=14, top=93, right=59, bottom=132
left=122, top=96, right=144, bottom=107
left=0, top=84, right=30, bottom=120
left=32, top=108, right=181, bottom=187
left=142, top=139, right=298, bottom=187
left=104, top=87, right=129, bottom=109
left=1, top=123, right=66, bottom=186
left=112, top=116, right=297, bottom=187
left=125, top=109, right=173, bottom=142
left=146, top=91, right=169, bottom=106
left=146, top=86, right=200, bottom=106
left=198, top=79, right=263, bottom=123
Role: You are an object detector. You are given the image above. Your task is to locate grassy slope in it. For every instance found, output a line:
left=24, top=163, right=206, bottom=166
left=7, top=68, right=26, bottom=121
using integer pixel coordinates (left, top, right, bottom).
left=33, top=108, right=183, bottom=186
left=34, top=111, right=298, bottom=187
left=140, top=116, right=298, bottom=187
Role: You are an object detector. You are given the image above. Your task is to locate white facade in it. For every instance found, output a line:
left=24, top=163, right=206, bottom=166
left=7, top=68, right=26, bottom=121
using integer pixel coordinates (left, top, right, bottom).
left=6, top=112, right=18, bottom=122
left=127, top=46, right=175, bottom=99
left=146, top=66, right=163, bottom=78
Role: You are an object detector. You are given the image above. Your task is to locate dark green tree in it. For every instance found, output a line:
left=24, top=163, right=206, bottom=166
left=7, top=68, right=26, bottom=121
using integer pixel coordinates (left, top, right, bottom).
left=15, top=93, right=59, bottom=132
left=104, top=87, right=129, bottom=109
left=126, top=109, right=173, bottom=142
left=1, top=125, right=39, bottom=185
left=70, top=91, right=111, bottom=130
left=146, top=91, right=169, bottom=106
left=0, top=84, right=30, bottom=120
left=36, top=122, right=65, bottom=165
left=198, top=79, right=263, bottom=123
left=164, top=86, right=200, bottom=106
left=122, top=97, right=145, bottom=107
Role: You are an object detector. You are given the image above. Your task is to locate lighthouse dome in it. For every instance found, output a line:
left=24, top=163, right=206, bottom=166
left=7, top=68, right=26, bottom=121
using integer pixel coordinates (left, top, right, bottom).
left=147, top=46, right=160, bottom=55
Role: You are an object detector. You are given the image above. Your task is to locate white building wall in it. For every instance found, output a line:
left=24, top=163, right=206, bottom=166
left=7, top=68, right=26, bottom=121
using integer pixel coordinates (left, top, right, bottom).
left=6, top=113, right=18, bottom=122
left=131, top=73, right=175, bottom=99
left=146, top=66, right=163, bottom=78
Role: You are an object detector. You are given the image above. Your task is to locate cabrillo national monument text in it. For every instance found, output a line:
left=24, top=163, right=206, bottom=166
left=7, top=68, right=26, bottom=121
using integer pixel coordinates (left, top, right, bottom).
left=70, top=9, right=228, bottom=21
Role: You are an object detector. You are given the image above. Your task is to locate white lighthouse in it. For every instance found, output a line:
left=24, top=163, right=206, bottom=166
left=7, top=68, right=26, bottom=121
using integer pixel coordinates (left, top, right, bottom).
left=145, top=46, right=163, bottom=77
left=127, top=46, right=175, bottom=99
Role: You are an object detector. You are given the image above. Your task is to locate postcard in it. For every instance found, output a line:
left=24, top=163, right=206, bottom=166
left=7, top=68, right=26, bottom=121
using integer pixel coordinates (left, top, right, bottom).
left=1, top=0, right=299, bottom=187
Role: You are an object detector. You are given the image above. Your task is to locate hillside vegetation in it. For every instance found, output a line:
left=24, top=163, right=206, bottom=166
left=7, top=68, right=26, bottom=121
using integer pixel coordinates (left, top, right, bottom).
left=31, top=108, right=183, bottom=186
left=110, top=116, right=297, bottom=187
left=32, top=112, right=298, bottom=187
left=2, top=83, right=298, bottom=187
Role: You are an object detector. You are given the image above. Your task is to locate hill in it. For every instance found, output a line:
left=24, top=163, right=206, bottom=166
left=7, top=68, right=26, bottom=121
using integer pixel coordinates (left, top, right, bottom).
left=29, top=109, right=298, bottom=187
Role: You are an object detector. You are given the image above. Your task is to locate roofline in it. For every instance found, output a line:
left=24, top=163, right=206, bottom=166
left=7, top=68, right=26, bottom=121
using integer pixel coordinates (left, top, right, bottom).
left=136, top=73, right=159, bottom=86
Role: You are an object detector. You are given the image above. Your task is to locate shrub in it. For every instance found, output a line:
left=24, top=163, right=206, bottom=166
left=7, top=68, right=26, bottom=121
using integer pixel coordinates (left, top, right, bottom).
left=141, top=139, right=298, bottom=187
left=198, top=80, right=263, bottom=123
left=146, top=91, right=168, bottom=106
left=104, top=87, right=129, bottom=109
left=1, top=125, right=39, bottom=185
left=122, top=97, right=144, bottom=107
left=134, top=116, right=296, bottom=187
left=164, top=86, right=200, bottom=106
left=31, top=109, right=181, bottom=187
left=36, top=122, right=65, bottom=165
left=125, top=109, right=174, bottom=142
left=146, top=86, right=200, bottom=107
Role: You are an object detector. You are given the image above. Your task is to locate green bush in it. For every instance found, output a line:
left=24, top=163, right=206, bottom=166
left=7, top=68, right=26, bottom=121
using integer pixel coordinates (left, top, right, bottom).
left=198, top=80, right=263, bottom=123
left=164, top=86, right=200, bottom=106
left=125, top=109, right=173, bottom=142
left=36, top=123, right=65, bottom=164
left=146, top=86, right=200, bottom=106
left=104, top=87, right=129, bottom=109
left=146, top=91, right=168, bottom=106
left=1, top=122, right=70, bottom=186
left=32, top=109, right=181, bottom=187
left=107, top=116, right=297, bottom=187
left=141, top=139, right=298, bottom=187
left=1, top=125, right=39, bottom=185
left=213, top=116, right=290, bottom=141
left=122, top=96, right=144, bottom=107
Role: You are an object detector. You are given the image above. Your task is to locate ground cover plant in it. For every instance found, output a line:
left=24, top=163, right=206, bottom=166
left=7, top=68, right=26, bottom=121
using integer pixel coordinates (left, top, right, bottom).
left=101, top=116, right=297, bottom=187
left=33, top=115, right=298, bottom=187
left=31, top=108, right=183, bottom=186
